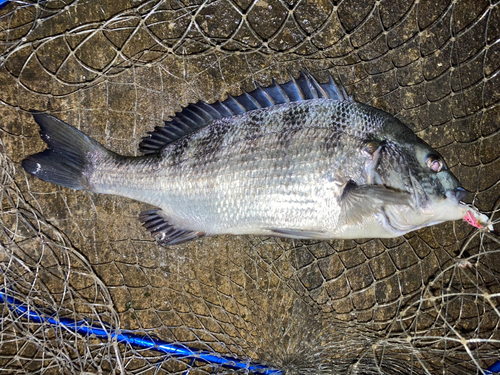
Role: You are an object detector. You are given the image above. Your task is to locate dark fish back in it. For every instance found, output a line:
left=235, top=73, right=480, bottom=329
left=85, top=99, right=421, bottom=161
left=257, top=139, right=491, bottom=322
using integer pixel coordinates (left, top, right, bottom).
left=139, top=71, right=351, bottom=155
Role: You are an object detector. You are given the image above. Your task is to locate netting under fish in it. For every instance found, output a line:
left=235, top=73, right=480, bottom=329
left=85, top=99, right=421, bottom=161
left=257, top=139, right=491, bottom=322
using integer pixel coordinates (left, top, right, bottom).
left=1, top=0, right=500, bottom=373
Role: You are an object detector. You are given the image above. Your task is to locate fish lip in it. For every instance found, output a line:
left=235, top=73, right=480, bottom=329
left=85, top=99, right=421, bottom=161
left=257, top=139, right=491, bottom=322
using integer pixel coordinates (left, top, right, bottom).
left=446, top=187, right=467, bottom=205
left=452, top=187, right=467, bottom=202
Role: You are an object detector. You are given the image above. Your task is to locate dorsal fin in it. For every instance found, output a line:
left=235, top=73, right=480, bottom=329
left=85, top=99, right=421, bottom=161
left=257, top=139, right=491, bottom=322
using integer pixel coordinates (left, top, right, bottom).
left=139, top=71, right=351, bottom=155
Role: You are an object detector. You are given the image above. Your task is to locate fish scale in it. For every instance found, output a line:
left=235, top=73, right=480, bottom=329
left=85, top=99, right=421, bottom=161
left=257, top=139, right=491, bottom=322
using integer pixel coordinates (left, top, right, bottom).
left=22, top=72, right=485, bottom=246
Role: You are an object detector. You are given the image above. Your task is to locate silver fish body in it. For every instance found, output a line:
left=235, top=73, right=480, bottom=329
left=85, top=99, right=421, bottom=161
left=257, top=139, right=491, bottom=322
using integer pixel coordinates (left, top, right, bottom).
left=23, top=73, right=469, bottom=245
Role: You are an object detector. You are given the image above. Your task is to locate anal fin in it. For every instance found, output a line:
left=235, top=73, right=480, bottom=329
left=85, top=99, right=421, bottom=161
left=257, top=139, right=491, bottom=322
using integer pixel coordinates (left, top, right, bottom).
left=139, top=209, right=205, bottom=246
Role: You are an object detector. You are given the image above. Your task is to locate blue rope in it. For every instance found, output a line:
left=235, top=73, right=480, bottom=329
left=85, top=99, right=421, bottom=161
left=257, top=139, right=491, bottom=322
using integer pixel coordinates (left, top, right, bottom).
left=0, top=290, right=282, bottom=375
left=486, top=360, right=500, bottom=375
left=2, top=289, right=498, bottom=374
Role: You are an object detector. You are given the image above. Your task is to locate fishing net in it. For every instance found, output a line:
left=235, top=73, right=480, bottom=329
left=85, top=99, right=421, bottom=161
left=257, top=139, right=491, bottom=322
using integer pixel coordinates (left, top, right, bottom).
left=0, top=0, right=499, bottom=373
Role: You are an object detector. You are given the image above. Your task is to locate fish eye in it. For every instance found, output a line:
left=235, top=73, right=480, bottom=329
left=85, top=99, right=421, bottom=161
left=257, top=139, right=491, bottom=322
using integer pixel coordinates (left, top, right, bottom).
left=426, top=155, right=443, bottom=172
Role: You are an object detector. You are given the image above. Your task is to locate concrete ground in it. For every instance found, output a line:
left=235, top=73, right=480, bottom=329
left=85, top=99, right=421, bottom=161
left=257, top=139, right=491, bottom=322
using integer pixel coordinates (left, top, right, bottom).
left=0, top=0, right=499, bottom=373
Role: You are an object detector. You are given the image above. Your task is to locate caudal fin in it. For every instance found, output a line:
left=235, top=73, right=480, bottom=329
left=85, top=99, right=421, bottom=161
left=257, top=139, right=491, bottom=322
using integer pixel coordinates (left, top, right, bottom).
left=22, top=113, right=112, bottom=190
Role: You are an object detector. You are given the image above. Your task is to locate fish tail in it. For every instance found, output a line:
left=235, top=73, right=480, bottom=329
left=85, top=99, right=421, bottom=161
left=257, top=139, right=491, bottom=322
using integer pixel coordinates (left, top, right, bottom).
left=22, top=113, right=113, bottom=191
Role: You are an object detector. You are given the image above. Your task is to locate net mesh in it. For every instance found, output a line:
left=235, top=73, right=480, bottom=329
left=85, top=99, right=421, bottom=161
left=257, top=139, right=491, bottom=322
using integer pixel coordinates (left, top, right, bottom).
left=1, top=0, right=500, bottom=373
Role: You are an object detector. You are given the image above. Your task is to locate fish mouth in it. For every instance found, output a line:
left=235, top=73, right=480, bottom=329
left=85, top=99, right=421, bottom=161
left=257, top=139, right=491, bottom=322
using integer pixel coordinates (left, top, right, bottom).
left=452, top=187, right=467, bottom=202
left=379, top=186, right=469, bottom=235
left=446, top=186, right=467, bottom=205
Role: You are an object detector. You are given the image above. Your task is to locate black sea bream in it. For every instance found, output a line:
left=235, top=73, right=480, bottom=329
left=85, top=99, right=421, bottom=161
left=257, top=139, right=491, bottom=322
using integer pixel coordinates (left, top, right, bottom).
left=22, top=72, right=487, bottom=246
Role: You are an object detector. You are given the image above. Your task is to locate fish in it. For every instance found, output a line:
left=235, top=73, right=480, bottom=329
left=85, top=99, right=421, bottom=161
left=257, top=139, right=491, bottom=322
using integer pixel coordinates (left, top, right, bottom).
left=22, top=71, right=489, bottom=246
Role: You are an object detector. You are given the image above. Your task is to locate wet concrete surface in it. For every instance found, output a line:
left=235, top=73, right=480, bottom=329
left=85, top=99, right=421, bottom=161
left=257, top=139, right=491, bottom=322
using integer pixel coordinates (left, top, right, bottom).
left=0, top=0, right=499, bottom=373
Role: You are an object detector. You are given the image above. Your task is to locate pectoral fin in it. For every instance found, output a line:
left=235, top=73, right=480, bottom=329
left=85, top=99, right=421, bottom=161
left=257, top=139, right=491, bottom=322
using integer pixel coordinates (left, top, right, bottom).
left=139, top=209, right=205, bottom=246
left=341, top=181, right=411, bottom=225
left=362, top=140, right=385, bottom=184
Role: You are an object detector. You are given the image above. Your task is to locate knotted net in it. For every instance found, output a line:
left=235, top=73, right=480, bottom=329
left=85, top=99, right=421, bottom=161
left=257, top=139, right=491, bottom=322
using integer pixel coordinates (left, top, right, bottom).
left=0, top=0, right=499, bottom=373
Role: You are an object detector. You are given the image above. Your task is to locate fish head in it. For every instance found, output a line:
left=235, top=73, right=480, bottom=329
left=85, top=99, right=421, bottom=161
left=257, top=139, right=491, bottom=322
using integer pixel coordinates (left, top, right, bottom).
left=372, top=117, right=468, bottom=233
left=408, top=142, right=466, bottom=211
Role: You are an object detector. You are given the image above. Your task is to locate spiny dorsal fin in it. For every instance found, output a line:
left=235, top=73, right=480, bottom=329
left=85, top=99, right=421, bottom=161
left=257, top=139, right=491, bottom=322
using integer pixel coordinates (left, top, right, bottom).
left=139, top=209, right=205, bottom=246
left=139, top=71, right=351, bottom=155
